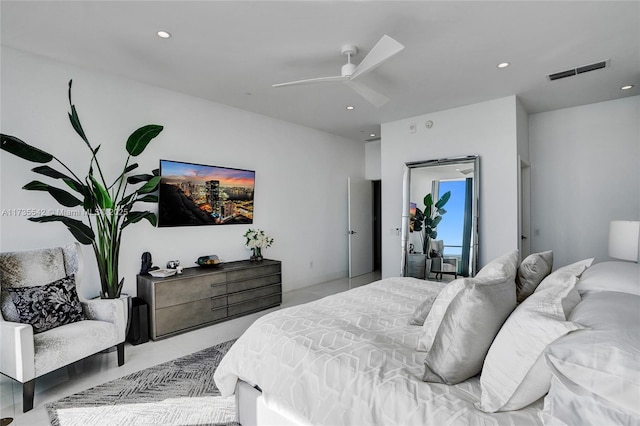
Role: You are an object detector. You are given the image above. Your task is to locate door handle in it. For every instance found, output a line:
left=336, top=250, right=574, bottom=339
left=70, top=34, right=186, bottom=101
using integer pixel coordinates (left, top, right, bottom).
left=348, top=230, right=357, bottom=235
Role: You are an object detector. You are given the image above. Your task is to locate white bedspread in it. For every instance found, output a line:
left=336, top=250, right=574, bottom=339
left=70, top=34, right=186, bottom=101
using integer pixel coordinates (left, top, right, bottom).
left=214, top=277, right=542, bottom=425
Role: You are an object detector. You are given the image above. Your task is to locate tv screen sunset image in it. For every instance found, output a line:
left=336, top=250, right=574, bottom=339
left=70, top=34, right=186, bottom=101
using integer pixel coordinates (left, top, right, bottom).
left=158, top=160, right=255, bottom=227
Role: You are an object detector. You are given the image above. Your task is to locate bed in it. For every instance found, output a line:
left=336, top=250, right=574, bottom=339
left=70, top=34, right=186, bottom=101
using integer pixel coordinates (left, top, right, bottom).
left=214, top=252, right=640, bottom=426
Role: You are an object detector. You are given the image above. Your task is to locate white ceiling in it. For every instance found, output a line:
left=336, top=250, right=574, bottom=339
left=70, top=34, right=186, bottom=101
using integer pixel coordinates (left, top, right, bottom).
left=1, top=1, right=638, bottom=142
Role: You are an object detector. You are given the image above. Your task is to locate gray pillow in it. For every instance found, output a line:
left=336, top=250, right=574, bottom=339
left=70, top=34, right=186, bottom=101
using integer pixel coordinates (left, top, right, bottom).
left=422, top=250, right=519, bottom=385
left=409, top=293, right=439, bottom=326
left=516, top=251, right=553, bottom=303
left=423, top=277, right=517, bottom=384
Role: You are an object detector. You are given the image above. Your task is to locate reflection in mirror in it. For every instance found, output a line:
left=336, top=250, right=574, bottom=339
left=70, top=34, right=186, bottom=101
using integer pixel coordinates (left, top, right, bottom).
left=401, top=156, right=479, bottom=279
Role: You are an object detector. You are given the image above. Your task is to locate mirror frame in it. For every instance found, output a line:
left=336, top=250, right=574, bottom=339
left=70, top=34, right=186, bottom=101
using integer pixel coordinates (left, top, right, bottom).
left=401, top=155, right=480, bottom=278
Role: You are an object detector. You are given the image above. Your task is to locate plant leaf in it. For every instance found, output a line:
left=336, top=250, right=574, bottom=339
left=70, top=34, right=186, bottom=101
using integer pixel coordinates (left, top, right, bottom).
left=64, top=178, right=87, bottom=195
left=90, top=176, right=113, bottom=209
left=1, top=134, right=53, bottom=163
left=67, top=80, right=91, bottom=147
left=118, top=193, right=136, bottom=208
left=136, top=195, right=158, bottom=203
left=29, top=215, right=95, bottom=244
left=435, top=191, right=451, bottom=209
left=152, top=168, right=160, bottom=176
left=121, top=211, right=156, bottom=229
left=32, top=166, right=86, bottom=195
left=137, top=176, right=161, bottom=194
left=31, top=165, right=68, bottom=179
left=424, top=193, right=434, bottom=208
left=23, top=180, right=83, bottom=207
left=124, top=163, right=139, bottom=174
left=126, top=125, right=163, bottom=157
left=127, top=174, right=154, bottom=184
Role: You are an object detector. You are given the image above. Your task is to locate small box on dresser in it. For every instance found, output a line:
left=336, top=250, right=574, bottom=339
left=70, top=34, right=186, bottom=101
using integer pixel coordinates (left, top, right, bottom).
left=137, top=259, right=282, bottom=340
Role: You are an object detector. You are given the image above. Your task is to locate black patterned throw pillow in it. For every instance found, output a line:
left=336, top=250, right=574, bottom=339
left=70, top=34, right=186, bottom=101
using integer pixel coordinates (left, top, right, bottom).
left=7, top=275, right=86, bottom=334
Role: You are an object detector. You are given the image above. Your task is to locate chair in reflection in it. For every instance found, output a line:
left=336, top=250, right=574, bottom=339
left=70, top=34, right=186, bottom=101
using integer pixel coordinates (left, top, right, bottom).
left=428, top=240, right=459, bottom=280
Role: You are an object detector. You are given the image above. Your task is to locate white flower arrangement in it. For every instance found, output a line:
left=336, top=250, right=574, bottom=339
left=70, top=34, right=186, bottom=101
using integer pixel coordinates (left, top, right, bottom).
left=243, top=228, right=274, bottom=250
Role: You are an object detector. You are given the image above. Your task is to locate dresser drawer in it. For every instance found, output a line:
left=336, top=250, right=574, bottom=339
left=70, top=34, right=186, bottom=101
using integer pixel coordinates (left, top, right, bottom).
left=155, top=275, right=227, bottom=308
left=228, top=283, right=281, bottom=305
left=227, top=264, right=281, bottom=282
left=227, top=273, right=281, bottom=294
left=155, top=296, right=228, bottom=336
left=228, top=294, right=282, bottom=317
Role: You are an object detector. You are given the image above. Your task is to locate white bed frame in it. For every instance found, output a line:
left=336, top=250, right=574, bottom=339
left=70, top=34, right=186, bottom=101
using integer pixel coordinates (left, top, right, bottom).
left=236, top=380, right=300, bottom=426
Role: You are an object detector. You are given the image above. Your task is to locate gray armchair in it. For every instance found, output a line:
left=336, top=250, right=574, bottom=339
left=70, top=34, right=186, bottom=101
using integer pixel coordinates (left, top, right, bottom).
left=0, top=243, right=126, bottom=412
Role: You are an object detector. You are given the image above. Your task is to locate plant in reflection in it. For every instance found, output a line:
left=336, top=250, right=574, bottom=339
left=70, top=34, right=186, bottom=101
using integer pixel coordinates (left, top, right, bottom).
left=412, top=191, right=451, bottom=257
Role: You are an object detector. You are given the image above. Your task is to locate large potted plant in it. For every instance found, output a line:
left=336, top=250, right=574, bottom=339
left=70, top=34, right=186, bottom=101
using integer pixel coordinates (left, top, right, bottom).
left=408, top=191, right=450, bottom=278
left=0, top=80, right=162, bottom=299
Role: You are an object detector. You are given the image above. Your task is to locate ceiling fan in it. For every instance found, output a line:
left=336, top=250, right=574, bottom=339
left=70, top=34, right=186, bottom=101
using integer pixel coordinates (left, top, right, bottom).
left=272, top=35, right=405, bottom=108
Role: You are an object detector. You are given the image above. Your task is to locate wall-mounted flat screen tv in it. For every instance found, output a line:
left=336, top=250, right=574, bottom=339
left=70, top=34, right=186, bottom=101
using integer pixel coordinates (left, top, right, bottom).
left=158, top=159, right=255, bottom=227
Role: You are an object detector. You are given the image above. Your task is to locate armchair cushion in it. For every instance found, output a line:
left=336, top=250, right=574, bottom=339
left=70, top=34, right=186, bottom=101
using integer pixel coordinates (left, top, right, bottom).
left=34, top=319, right=119, bottom=376
left=7, top=275, right=85, bottom=334
left=1, top=247, right=68, bottom=322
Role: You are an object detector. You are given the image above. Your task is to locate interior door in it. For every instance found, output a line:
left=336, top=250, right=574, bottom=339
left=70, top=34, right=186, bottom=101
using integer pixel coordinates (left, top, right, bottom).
left=519, top=159, right=531, bottom=259
left=348, top=177, right=373, bottom=277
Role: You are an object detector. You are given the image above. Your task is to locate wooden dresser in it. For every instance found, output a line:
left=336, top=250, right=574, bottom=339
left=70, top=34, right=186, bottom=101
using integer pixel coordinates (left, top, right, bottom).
left=136, top=259, right=282, bottom=340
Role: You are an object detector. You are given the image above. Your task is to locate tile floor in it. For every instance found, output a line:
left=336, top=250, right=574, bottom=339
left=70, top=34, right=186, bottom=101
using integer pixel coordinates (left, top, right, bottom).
left=0, top=271, right=381, bottom=426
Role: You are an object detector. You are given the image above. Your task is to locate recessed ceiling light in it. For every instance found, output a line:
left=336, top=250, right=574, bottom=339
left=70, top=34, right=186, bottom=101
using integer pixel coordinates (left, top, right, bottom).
left=369, top=133, right=376, bottom=137
left=157, top=31, right=171, bottom=39
left=346, top=106, right=355, bottom=110
left=497, top=62, right=510, bottom=69
left=621, top=85, right=634, bottom=90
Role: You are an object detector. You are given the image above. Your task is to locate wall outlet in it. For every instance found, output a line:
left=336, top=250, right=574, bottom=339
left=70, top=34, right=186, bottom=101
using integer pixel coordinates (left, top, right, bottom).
left=409, top=123, right=417, bottom=133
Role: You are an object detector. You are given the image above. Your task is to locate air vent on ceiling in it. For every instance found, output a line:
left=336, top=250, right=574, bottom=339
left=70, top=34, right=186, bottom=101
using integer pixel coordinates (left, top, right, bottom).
left=547, top=60, right=610, bottom=81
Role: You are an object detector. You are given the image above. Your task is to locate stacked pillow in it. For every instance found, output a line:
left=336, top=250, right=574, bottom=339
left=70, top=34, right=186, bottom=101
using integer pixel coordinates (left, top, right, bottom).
left=476, top=258, right=593, bottom=412
left=420, top=251, right=519, bottom=384
left=515, top=250, right=553, bottom=303
left=541, top=290, right=640, bottom=424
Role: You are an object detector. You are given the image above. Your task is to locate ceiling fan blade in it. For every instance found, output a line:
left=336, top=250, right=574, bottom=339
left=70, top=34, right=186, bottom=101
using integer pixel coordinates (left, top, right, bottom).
left=272, top=75, right=348, bottom=87
left=345, top=81, right=390, bottom=108
left=350, top=35, right=404, bottom=80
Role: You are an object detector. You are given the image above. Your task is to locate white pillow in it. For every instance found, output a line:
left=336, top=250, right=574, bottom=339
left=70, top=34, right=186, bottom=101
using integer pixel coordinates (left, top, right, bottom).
left=477, top=274, right=585, bottom=412
left=516, top=250, right=553, bottom=303
left=535, top=258, right=593, bottom=293
left=576, top=261, right=640, bottom=296
left=417, top=250, right=519, bottom=352
left=540, top=374, right=640, bottom=426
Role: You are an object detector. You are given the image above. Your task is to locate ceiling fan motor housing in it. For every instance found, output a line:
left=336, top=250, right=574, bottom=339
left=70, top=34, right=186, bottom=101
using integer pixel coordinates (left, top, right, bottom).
left=341, top=44, right=358, bottom=77
left=342, top=62, right=356, bottom=77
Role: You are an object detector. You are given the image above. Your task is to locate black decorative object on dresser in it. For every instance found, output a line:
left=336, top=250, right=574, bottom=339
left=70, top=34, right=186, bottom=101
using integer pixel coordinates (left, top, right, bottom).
left=136, top=259, right=282, bottom=340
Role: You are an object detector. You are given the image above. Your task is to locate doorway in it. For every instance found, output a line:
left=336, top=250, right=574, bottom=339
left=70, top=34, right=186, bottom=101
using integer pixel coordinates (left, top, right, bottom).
left=373, top=180, right=382, bottom=271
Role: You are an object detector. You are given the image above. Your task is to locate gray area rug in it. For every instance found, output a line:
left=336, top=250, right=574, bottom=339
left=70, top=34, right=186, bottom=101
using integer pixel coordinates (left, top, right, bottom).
left=46, top=339, right=239, bottom=426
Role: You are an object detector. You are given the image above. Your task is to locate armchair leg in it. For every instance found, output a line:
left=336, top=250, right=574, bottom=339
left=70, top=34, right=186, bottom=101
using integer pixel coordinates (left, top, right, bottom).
left=23, top=379, right=35, bottom=412
left=117, top=342, right=125, bottom=366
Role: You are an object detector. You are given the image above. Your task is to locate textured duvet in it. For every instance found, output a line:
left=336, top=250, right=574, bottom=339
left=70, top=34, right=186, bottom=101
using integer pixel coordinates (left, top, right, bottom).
left=214, top=277, right=542, bottom=425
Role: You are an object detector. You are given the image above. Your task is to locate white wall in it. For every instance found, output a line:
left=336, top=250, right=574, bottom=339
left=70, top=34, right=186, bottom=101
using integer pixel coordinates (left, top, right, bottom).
left=529, top=96, right=640, bottom=267
left=380, top=96, right=521, bottom=277
left=0, top=47, right=365, bottom=297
